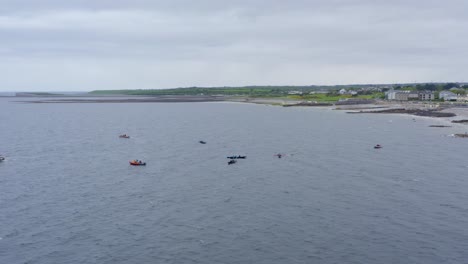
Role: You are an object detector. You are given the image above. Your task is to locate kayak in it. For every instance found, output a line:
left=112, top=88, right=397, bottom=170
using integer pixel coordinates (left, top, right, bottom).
left=227, top=155, right=246, bottom=159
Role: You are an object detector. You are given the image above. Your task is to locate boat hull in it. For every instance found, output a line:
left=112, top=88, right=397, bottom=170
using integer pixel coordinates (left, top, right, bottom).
left=129, top=162, right=146, bottom=166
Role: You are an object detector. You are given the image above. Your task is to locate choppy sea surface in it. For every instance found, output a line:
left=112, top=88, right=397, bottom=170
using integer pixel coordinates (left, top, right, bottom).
left=1, top=98, right=468, bottom=264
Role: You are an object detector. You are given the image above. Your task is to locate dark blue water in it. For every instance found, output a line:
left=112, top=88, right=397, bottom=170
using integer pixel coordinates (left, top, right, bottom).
left=1, top=98, right=468, bottom=264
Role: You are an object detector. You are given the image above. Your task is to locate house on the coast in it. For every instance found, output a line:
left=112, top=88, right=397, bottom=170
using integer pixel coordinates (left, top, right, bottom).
left=408, top=92, right=419, bottom=100
left=386, top=90, right=411, bottom=100
left=418, top=91, right=435, bottom=101
left=386, top=90, right=434, bottom=101
left=439, top=91, right=458, bottom=101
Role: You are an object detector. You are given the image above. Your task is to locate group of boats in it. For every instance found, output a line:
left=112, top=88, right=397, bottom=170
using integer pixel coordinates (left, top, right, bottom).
left=120, top=133, right=382, bottom=167
left=227, top=155, right=247, bottom=165
left=120, top=134, right=147, bottom=166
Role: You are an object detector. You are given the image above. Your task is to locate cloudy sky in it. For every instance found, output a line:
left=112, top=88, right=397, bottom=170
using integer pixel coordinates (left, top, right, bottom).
left=0, top=0, right=467, bottom=91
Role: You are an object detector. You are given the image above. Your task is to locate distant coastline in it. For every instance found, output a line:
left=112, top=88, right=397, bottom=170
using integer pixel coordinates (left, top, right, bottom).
left=14, top=95, right=225, bottom=104
left=12, top=94, right=466, bottom=117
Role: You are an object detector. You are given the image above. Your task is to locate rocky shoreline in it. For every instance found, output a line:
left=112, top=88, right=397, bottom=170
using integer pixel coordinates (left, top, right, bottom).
left=282, top=102, right=333, bottom=107
left=451, top=119, right=468, bottom=123
left=346, top=108, right=456, bottom=118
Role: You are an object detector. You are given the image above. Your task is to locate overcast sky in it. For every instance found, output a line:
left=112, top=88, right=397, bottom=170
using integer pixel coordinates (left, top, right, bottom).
left=0, top=0, right=467, bottom=91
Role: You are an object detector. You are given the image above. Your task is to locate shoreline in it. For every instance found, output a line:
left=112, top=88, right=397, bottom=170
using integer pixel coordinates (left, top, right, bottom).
left=9, top=95, right=468, bottom=128
left=13, top=95, right=225, bottom=104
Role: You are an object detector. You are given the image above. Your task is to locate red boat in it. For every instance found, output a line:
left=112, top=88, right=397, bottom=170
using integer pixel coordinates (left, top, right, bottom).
left=130, top=160, right=146, bottom=166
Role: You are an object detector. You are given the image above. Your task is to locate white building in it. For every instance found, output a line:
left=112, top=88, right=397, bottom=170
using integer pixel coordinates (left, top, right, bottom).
left=386, top=90, right=434, bottom=101
left=439, top=91, right=458, bottom=101
left=386, top=90, right=411, bottom=100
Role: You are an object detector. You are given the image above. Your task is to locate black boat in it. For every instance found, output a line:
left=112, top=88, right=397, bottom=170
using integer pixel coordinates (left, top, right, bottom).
left=227, top=155, right=246, bottom=159
left=228, top=160, right=237, bottom=165
left=199, top=141, right=207, bottom=144
left=374, top=144, right=382, bottom=149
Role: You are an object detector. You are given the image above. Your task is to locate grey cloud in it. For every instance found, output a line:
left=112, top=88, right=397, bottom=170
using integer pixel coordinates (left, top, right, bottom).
left=0, top=0, right=467, bottom=91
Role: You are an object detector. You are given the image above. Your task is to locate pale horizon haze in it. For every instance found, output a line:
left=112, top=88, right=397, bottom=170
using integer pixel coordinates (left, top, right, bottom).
left=0, top=0, right=467, bottom=91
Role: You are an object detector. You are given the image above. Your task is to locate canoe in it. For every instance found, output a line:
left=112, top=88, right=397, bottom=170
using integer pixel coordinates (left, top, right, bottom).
left=227, top=156, right=246, bottom=159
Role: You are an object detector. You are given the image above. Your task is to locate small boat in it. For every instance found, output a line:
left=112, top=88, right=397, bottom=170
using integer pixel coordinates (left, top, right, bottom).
left=227, top=155, right=246, bottom=159
left=129, top=160, right=146, bottom=166
left=199, top=141, right=206, bottom=144
left=374, top=144, right=382, bottom=149
left=228, top=160, right=237, bottom=165
left=275, top=154, right=283, bottom=158
left=119, top=134, right=130, bottom=138
left=0, top=156, right=4, bottom=161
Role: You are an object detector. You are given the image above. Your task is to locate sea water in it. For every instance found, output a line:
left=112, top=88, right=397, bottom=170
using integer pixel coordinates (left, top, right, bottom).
left=1, top=98, right=467, bottom=264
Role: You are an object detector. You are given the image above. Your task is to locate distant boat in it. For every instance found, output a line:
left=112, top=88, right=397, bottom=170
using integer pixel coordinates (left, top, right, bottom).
left=228, top=160, right=237, bottom=165
left=275, top=154, right=283, bottom=158
left=227, top=155, right=246, bottom=159
left=0, top=156, right=4, bottom=161
left=199, top=141, right=206, bottom=144
left=374, top=144, right=382, bottom=149
left=129, top=160, right=146, bottom=166
left=119, top=134, right=130, bottom=138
